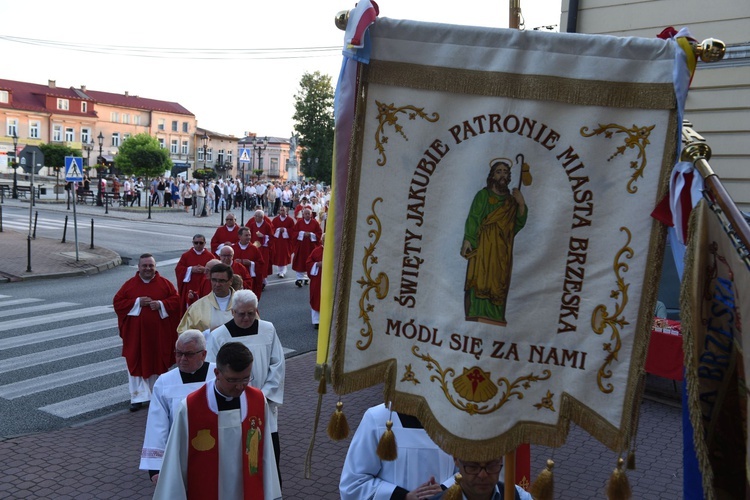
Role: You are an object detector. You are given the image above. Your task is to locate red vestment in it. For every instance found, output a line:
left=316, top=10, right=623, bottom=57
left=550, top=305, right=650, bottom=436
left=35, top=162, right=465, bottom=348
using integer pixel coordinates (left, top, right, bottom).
left=231, top=260, right=254, bottom=291
left=210, top=224, right=240, bottom=254
left=232, top=242, right=266, bottom=299
left=246, top=219, right=273, bottom=279
left=175, top=248, right=216, bottom=315
left=306, top=245, right=324, bottom=311
left=270, top=215, right=295, bottom=266
left=113, top=271, right=181, bottom=379
left=292, top=217, right=322, bottom=273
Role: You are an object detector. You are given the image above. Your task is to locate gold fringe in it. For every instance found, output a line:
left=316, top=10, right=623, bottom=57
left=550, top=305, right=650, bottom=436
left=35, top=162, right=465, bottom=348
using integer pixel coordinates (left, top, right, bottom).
left=376, top=420, right=398, bottom=461
left=441, top=474, right=463, bottom=500
left=303, top=365, right=328, bottom=479
left=327, top=401, right=350, bottom=441
left=606, top=458, right=632, bottom=499
left=530, top=458, right=554, bottom=500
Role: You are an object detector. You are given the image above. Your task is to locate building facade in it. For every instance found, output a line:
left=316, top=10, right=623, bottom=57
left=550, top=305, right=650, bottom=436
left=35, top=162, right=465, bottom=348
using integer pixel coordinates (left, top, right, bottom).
left=560, top=0, right=750, bottom=208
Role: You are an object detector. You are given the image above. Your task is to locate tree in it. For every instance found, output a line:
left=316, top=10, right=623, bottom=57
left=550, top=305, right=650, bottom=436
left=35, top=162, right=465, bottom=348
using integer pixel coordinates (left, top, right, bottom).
left=39, top=143, right=81, bottom=171
left=292, top=71, right=334, bottom=184
left=115, top=133, right=172, bottom=180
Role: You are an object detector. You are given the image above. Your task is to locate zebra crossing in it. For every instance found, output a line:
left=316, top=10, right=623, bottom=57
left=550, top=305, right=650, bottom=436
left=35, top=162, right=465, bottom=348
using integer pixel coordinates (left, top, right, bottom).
left=0, top=292, right=296, bottom=422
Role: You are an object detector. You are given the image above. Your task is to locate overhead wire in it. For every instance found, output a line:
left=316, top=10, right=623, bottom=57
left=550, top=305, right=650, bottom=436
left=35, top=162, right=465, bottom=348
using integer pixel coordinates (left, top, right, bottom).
left=0, top=35, right=342, bottom=60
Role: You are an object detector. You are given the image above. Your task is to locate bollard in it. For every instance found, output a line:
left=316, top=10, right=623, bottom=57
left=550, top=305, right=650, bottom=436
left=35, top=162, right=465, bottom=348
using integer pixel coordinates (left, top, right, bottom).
left=33, top=211, right=38, bottom=239
left=26, top=235, right=32, bottom=272
left=147, top=190, right=152, bottom=220
left=0, top=205, right=3, bottom=232
left=90, top=218, right=95, bottom=249
left=1, top=185, right=4, bottom=204
left=62, top=215, right=68, bottom=243
left=105, top=194, right=109, bottom=215
left=221, top=205, right=225, bottom=223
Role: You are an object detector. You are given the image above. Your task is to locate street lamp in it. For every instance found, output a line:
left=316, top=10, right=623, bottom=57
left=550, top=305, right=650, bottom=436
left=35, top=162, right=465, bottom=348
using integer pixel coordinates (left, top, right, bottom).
left=252, top=136, right=268, bottom=181
left=200, top=132, right=209, bottom=216
left=11, top=130, right=19, bottom=199
left=96, top=132, right=105, bottom=206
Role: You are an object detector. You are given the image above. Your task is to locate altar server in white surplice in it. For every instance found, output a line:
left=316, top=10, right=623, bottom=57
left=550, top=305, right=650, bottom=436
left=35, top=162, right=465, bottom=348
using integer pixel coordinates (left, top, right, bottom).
left=154, top=342, right=281, bottom=500
left=340, top=403, right=457, bottom=500
left=139, top=330, right=216, bottom=484
left=205, top=289, right=285, bottom=485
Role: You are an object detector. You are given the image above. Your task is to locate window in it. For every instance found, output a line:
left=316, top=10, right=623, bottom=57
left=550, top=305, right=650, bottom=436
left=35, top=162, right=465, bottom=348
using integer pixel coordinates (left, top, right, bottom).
left=6, top=118, right=18, bottom=137
left=217, top=149, right=225, bottom=164
left=182, top=122, right=189, bottom=133
left=158, top=138, right=165, bottom=149
left=227, top=150, right=233, bottom=163
left=270, top=158, right=279, bottom=176
left=123, top=114, right=130, bottom=124
left=57, top=98, right=69, bottom=110
left=81, top=128, right=91, bottom=144
left=81, top=102, right=88, bottom=113
left=171, top=120, right=178, bottom=132
left=207, top=148, right=213, bottom=162
left=65, top=127, right=75, bottom=142
left=53, top=124, right=63, bottom=141
left=134, top=115, right=141, bottom=125
left=124, top=133, right=131, bottom=141
left=198, top=148, right=204, bottom=162
left=30, top=121, right=41, bottom=139
left=112, top=133, right=120, bottom=147
left=181, top=140, right=189, bottom=155
left=158, top=119, right=165, bottom=131
left=0, top=90, right=8, bottom=103
left=111, top=112, right=119, bottom=122
left=171, top=139, right=178, bottom=154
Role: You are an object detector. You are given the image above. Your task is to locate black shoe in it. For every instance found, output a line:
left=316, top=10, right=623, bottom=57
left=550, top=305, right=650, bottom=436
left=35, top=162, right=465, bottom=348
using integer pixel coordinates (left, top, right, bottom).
left=295, top=280, right=303, bottom=288
left=130, top=402, right=143, bottom=412
left=304, top=279, right=309, bottom=285
left=313, top=324, right=319, bottom=330
left=262, top=283, right=266, bottom=291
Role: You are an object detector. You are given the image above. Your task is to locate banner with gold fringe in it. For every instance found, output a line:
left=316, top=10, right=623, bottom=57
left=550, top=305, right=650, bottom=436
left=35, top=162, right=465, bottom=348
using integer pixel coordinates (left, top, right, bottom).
left=330, top=17, right=688, bottom=459
left=681, top=199, right=750, bottom=499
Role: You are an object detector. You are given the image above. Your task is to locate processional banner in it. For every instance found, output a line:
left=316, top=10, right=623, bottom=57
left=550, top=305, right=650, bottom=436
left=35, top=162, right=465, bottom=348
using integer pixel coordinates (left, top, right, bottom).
left=682, top=200, right=750, bottom=499
left=329, top=16, right=688, bottom=458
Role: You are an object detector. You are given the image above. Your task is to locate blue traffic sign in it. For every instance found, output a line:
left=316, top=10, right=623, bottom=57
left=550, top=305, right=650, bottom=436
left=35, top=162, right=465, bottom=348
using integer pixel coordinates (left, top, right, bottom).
left=239, top=148, right=252, bottom=163
left=65, top=156, right=84, bottom=181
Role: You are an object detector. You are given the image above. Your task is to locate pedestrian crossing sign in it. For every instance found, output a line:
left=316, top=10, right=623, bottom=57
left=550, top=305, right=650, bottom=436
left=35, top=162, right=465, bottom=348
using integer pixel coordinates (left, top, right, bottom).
left=239, top=148, right=251, bottom=163
left=65, top=156, right=84, bottom=181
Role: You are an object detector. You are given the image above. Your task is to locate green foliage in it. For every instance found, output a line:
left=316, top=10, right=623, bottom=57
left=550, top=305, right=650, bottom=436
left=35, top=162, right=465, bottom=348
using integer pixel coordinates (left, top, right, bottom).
left=193, top=169, right=217, bottom=180
left=293, top=71, right=334, bottom=184
left=115, top=133, right=172, bottom=179
left=39, top=143, right=82, bottom=170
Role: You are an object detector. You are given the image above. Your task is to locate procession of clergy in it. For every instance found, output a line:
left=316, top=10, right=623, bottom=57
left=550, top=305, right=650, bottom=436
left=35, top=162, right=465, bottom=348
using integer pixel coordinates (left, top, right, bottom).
left=113, top=202, right=527, bottom=499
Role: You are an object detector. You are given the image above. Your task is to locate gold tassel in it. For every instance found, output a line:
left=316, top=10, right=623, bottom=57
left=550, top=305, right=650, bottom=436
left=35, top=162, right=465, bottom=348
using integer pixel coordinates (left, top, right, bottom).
left=626, top=451, right=635, bottom=470
left=441, top=473, right=463, bottom=500
left=606, top=458, right=632, bottom=500
left=376, top=420, right=398, bottom=461
left=530, top=458, right=554, bottom=500
left=326, top=401, right=350, bottom=441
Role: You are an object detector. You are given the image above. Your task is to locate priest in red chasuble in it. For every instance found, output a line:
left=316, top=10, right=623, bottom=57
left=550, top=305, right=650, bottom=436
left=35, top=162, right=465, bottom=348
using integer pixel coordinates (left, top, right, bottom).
left=113, top=253, right=181, bottom=412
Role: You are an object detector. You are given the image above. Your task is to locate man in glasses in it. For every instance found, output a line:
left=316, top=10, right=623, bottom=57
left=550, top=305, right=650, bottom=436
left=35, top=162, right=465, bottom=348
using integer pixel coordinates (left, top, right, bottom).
left=174, top=234, right=216, bottom=316
left=431, top=457, right=531, bottom=500
left=155, top=342, right=281, bottom=499
left=177, top=263, right=236, bottom=341
left=210, top=212, right=241, bottom=254
left=139, top=330, right=216, bottom=485
left=113, top=254, right=181, bottom=412
left=206, top=290, right=285, bottom=485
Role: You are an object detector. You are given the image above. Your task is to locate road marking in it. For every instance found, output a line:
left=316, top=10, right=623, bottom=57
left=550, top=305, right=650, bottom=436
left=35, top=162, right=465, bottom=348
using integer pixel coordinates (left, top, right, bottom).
left=0, top=319, right=116, bottom=350
left=0, top=337, right=121, bottom=374
left=0, top=302, right=77, bottom=319
left=0, top=358, right=126, bottom=399
left=0, top=306, right=113, bottom=332
left=40, top=384, right=131, bottom=418
left=0, top=298, right=44, bottom=308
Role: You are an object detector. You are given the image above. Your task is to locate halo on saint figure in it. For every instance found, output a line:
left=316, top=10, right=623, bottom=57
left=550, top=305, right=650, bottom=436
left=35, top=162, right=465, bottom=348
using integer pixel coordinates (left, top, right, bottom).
left=488, top=157, right=513, bottom=169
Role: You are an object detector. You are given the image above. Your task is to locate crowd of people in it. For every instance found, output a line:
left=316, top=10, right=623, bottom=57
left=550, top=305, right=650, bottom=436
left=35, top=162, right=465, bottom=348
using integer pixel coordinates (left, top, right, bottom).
left=111, top=180, right=527, bottom=499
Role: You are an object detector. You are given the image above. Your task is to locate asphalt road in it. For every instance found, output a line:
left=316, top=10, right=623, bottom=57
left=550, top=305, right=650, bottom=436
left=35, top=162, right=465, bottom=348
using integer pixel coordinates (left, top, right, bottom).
left=0, top=207, right=317, bottom=438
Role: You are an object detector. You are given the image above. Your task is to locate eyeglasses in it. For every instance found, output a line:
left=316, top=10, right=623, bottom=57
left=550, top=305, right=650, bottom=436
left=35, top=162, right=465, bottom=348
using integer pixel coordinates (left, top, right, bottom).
left=174, top=350, right=204, bottom=358
left=193, top=241, right=205, bottom=245
left=459, top=460, right=503, bottom=475
left=219, top=254, right=233, bottom=258
left=211, top=278, right=230, bottom=283
left=221, top=373, right=254, bottom=384
left=225, top=218, right=235, bottom=221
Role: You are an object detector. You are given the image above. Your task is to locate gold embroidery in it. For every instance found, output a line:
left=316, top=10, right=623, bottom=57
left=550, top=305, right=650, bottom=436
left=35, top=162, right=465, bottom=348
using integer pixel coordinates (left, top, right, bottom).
left=357, top=198, right=389, bottom=350
left=191, top=429, right=216, bottom=451
left=581, top=123, right=654, bottom=193
left=374, top=100, right=439, bottom=166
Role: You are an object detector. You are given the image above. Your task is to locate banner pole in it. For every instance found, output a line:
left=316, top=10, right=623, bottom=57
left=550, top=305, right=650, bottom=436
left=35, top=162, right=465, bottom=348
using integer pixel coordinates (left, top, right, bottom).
left=505, top=450, right=516, bottom=499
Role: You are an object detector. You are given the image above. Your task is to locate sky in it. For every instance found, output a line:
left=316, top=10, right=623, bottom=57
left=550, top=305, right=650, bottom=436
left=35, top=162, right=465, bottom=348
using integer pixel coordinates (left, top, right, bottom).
left=1, top=0, right=562, bottom=139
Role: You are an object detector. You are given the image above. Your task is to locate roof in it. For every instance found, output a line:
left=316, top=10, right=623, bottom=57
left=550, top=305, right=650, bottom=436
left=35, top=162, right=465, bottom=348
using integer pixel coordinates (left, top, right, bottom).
left=82, top=89, right=194, bottom=116
left=238, top=135, right=291, bottom=145
left=0, top=78, right=93, bottom=116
